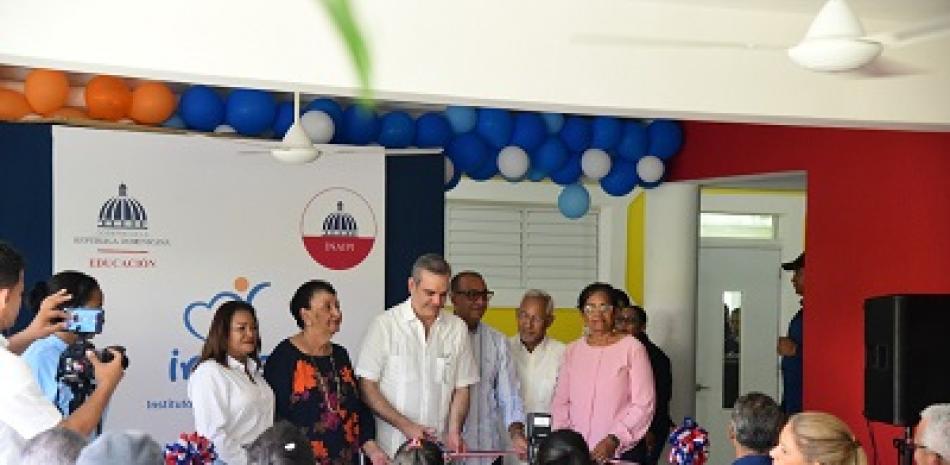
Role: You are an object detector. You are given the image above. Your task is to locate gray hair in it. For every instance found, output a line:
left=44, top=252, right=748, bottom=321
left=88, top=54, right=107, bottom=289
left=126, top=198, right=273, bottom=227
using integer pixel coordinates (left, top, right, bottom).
left=731, top=392, right=784, bottom=454
left=520, top=289, right=555, bottom=318
left=920, top=404, right=950, bottom=459
left=246, top=421, right=316, bottom=465
left=20, top=427, right=87, bottom=465
left=411, top=253, right=452, bottom=283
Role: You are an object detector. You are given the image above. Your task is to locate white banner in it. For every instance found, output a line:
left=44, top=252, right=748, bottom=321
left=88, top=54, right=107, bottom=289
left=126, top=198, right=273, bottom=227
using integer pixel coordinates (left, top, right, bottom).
left=51, top=126, right=385, bottom=442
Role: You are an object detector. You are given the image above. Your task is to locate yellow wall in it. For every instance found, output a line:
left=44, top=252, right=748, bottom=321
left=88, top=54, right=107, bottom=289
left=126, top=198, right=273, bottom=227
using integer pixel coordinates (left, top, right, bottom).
left=481, top=307, right=585, bottom=344
left=625, top=192, right=646, bottom=305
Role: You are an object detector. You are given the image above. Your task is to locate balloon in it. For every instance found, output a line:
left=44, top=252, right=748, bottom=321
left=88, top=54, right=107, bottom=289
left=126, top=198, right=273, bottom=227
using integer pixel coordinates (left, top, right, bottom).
left=648, top=119, right=684, bottom=159
left=226, top=89, right=276, bottom=136
left=301, top=110, right=335, bottom=144
left=497, top=146, right=530, bottom=180
left=591, top=116, right=622, bottom=151
left=378, top=111, right=415, bottom=148
left=446, top=133, right=491, bottom=172
left=24, top=69, right=69, bottom=115
left=84, top=75, right=132, bottom=121
left=415, top=112, right=453, bottom=148
left=558, top=183, right=591, bottom=219
left=476, top=108, right=514, bottom=149
left=179, top=86, right=225, bottom=131
left=305, top=98, right=343, bottom=141
left=636, top=155, right=665, bottom=183
left=510, top=112, right=546, bottom=152
left=129, top=82, right=177, bottom=125
left=600, top=160, right=639, bottom=197
left=559, top=116, right=593, bottom=153
left=541, top=113, right=564, bottom=134
left=341, top=105, right=378, bottom=145
left=526, top=167, right=546, bottom=182
left=532, top=137, right=569, bottom=175
left=161, top=114, right=186, bottom=129
left=550, top=153, right=583, bottom=186
left=49, top=106, right=89, bottom=121
left=445, top=157, right=462, bottom=191
left=272, top=102, right=296, bottom=138
left=445, top=106, right=477, bottom=134
left=616, top=121, right=648, bottom=161
left=581, top=148, right=612, bottom=180
left=0, top=89, right=33, bottom=120
left=468, top=154, right=499, bottom=181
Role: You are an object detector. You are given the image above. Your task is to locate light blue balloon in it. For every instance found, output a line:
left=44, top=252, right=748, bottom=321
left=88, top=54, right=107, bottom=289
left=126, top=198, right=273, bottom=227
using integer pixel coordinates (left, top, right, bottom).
left=558, top=183, right=591, bottom=219
left=445, top=106, right=477, bottom=134
left=541, top=113, right=564, bottom=134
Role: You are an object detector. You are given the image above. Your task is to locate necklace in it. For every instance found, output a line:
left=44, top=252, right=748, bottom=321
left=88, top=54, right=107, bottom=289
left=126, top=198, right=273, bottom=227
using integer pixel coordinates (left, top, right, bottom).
left=308, top=350, right=344, bottom=427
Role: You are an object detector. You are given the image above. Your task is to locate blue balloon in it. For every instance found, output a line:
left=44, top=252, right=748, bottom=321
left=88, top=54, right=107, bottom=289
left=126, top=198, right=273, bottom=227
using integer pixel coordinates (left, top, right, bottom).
left=446, top=133, right=491, bottom=173
left=445, top=106, right=477, bottom=134
left=600, top=160, right=640, bottom=196
left=640, top=179, right=662, bottom=189
left=510, top=113, right=547, bottom=153
left=559, top=116, right=592, bottom=153
left=526, top=167, right=547, bottom=182
left=616, top=121, right=648, bottom=161
left=558, top=183, right=591, bottom=219
left=591, top=116, right=622, bottom=151
left=378, top=111, right=415, bottom=148
left=550, top=153, right=582, bottom=186
left=533, top=137, right=569, bottom=175
left=468, top=154, right=499, bottom=181
left=648, top=119, right=684, bottom=159
left=179, top=86, right=224, bottom=132
left=341, top=105, right=379, bottom=145
left=476, top=108, right=514, bottom=149
left=541, top=113, right=564, bottom=134
left=305, top=98, right=344, bottom=141
left=415, top=112, right=453, bottom=148
left=226, top=89, right=277, bottom=136
left=161, top=114, right=186, bottom=129
left=272, top=102, right=296, bottom=138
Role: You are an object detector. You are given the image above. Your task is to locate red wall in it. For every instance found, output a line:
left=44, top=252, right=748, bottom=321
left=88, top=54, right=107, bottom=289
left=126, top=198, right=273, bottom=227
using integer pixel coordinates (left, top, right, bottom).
left=669, top=122, right=950, bottom=465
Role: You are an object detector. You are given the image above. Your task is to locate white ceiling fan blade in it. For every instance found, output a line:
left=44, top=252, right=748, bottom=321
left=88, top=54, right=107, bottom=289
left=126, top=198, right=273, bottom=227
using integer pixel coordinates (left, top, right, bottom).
left=572, top=33, right=783, bottom=51
left=803, top=0, right=867, bottom=40
left=868, top=15, right=950, bottom=47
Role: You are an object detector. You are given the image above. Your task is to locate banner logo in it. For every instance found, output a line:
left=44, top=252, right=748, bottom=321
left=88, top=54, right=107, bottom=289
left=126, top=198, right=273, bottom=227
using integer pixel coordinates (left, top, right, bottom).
left=300, top=187, right=377, bottom=270
left=73, top=183, right=170, bottom=268
left=98, top=183, right=148, bottom=230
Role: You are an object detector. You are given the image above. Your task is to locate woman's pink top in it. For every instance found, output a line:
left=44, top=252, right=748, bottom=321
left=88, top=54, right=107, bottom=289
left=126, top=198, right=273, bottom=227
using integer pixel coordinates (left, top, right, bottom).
left=551, top=335, right=655, bottom=455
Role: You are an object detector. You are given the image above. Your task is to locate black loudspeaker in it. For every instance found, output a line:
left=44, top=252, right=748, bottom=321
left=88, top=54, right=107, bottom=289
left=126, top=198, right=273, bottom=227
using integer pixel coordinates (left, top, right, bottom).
left=864, top=294, right=950, bottom=426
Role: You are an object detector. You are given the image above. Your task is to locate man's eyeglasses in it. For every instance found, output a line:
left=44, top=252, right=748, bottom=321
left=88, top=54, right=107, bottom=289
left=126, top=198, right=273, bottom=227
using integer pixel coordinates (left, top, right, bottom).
left=456, top=290, right=494, bottom=301
left=582, top=304, right=614, bottom=314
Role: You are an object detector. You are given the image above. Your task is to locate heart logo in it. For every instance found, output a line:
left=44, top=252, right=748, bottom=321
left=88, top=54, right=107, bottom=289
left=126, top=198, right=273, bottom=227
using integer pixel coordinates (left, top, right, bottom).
left=182, top=282, right=272, bottom=341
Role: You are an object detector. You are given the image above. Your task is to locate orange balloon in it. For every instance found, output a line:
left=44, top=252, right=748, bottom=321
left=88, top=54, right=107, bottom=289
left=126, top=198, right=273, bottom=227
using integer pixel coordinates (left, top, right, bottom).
left=85, top=75, right=132, bottom=121
left=129, top=82, right=177, bottom=125
left=24, top=69, right=70, bottom=115
left=49, top=106, right=89, bottom=121
left=0, top=88, right=32, bottom=120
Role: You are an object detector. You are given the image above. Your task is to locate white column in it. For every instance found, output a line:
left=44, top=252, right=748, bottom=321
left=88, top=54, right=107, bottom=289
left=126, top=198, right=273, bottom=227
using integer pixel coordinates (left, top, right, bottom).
left=643, top=182, right=699, bottom=425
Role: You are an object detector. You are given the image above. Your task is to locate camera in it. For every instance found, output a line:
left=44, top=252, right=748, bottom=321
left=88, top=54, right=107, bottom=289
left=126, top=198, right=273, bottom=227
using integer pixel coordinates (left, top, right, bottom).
left=526, top=412, right=552, bottom=464
left=65, top=307, right=105, bottom=334
left=56, top=336, right=129, bottom=414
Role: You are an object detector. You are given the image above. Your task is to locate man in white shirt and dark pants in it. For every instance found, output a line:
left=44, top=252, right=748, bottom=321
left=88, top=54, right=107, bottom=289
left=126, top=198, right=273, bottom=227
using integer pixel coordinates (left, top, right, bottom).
left=357, top=254, right=480, bottom=457
left=450, top=271, right=528, bottom=465
left=0, top=241, right=125, bottom=465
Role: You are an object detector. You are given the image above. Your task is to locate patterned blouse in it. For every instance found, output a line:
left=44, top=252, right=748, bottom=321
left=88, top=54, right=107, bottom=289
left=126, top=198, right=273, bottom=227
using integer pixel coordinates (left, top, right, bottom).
left=264, top=339, right=376, bottom=465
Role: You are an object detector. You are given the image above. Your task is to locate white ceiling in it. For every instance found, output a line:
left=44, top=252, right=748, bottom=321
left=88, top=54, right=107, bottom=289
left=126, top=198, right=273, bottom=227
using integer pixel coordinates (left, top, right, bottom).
left=651, top=0, right=950, bottom=21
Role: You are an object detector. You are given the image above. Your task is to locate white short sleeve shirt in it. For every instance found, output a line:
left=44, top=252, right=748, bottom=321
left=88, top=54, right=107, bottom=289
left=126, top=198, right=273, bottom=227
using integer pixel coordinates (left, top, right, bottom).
left=0, top=335, right=62, bottom=465
left=356, top=298, right=480, bottom=456
left=507, top=336, right=566, bottom=414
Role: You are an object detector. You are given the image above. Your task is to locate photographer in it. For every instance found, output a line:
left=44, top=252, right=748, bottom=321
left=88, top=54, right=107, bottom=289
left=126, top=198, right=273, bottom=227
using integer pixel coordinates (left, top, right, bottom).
left=0, top=241, right=125, bottom=465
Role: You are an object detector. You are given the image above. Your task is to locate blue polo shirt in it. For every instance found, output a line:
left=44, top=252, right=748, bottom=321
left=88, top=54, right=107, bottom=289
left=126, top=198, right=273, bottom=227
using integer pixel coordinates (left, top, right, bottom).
left=21, top=334, right=72, bottom=414
left=781, top=309, right=803, bottom=414
left=733, top=454, right=773, bottom=465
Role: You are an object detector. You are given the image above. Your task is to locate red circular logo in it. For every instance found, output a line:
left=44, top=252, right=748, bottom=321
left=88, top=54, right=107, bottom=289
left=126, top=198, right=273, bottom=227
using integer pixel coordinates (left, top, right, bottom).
left=300, top=187, right=378, bottom=270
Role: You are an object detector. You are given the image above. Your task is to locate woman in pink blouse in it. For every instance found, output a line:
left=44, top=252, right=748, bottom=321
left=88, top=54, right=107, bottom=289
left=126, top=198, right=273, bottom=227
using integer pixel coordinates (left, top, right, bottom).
left=551, top=282, right=656, bottom=464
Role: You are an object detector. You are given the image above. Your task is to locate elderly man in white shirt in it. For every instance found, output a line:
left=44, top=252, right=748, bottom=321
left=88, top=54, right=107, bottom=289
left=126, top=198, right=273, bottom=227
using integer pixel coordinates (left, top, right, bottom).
left=0, top=242, right=125, bottom=465
left=357, top=254, right=480, bottom=457
left=508, top=290, right=565, bottom=416
left=449, top=271, right=528, bottom=465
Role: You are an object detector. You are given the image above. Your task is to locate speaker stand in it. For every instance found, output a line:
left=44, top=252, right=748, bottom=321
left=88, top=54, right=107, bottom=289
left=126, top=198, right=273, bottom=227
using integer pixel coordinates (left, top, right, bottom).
left=892, top=427, right=913, bottom=465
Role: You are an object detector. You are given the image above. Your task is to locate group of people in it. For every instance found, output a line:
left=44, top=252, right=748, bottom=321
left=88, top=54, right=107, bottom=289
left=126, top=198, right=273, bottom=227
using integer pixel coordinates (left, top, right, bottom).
left=2, top=241, right=948, bottom=465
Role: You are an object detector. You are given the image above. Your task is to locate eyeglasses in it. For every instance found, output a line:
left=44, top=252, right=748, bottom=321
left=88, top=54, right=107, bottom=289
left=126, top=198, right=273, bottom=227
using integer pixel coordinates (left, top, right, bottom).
left=582, top=304, right=614, bottom=314
left=456, top=289, right=494, bottom=301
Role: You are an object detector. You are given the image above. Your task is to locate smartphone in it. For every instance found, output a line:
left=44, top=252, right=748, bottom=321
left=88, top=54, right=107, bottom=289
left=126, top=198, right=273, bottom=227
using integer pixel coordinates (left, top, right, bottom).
left=66, top=307, right=104, bottom=334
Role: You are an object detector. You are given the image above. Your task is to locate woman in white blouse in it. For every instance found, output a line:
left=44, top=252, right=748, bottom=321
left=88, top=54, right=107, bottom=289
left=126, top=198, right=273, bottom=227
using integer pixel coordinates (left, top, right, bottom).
left=189, top=301, right=275, bottom=465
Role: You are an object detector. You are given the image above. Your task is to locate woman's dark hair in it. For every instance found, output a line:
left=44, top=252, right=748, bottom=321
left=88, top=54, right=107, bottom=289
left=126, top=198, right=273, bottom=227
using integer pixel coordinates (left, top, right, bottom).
left=576, top=282, right=615, bottom=310
left=611, top=288, right=631, bottom=309
left=197, top=300, right=261, bottom=368
left=245, top=420, right=315, bottom=465
left=393, top=438, right=444, bottom=465
left=536, top=429, right=592, bottom=465
left=29, top=270, right=101, bottom=311
left=288, top=280, right=336, bottom=329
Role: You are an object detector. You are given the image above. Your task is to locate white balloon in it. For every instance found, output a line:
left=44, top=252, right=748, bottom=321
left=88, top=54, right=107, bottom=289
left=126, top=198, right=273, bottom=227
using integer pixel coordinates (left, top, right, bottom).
left=214, top=124, right=236, bottom=134
left=636, top=155, right=665, bottom=183
left=581, top=148, right=612, bottom=180
left=300, top=110, right=335, bottom=144
left=445, top=157, right=456, bottom=184
left=497, top=146, right=530, bottom=180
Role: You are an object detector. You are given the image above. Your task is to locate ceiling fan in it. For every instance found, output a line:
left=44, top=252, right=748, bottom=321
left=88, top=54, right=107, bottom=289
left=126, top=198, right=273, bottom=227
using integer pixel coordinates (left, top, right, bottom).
left=574, top=0, right=950, bottom=74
